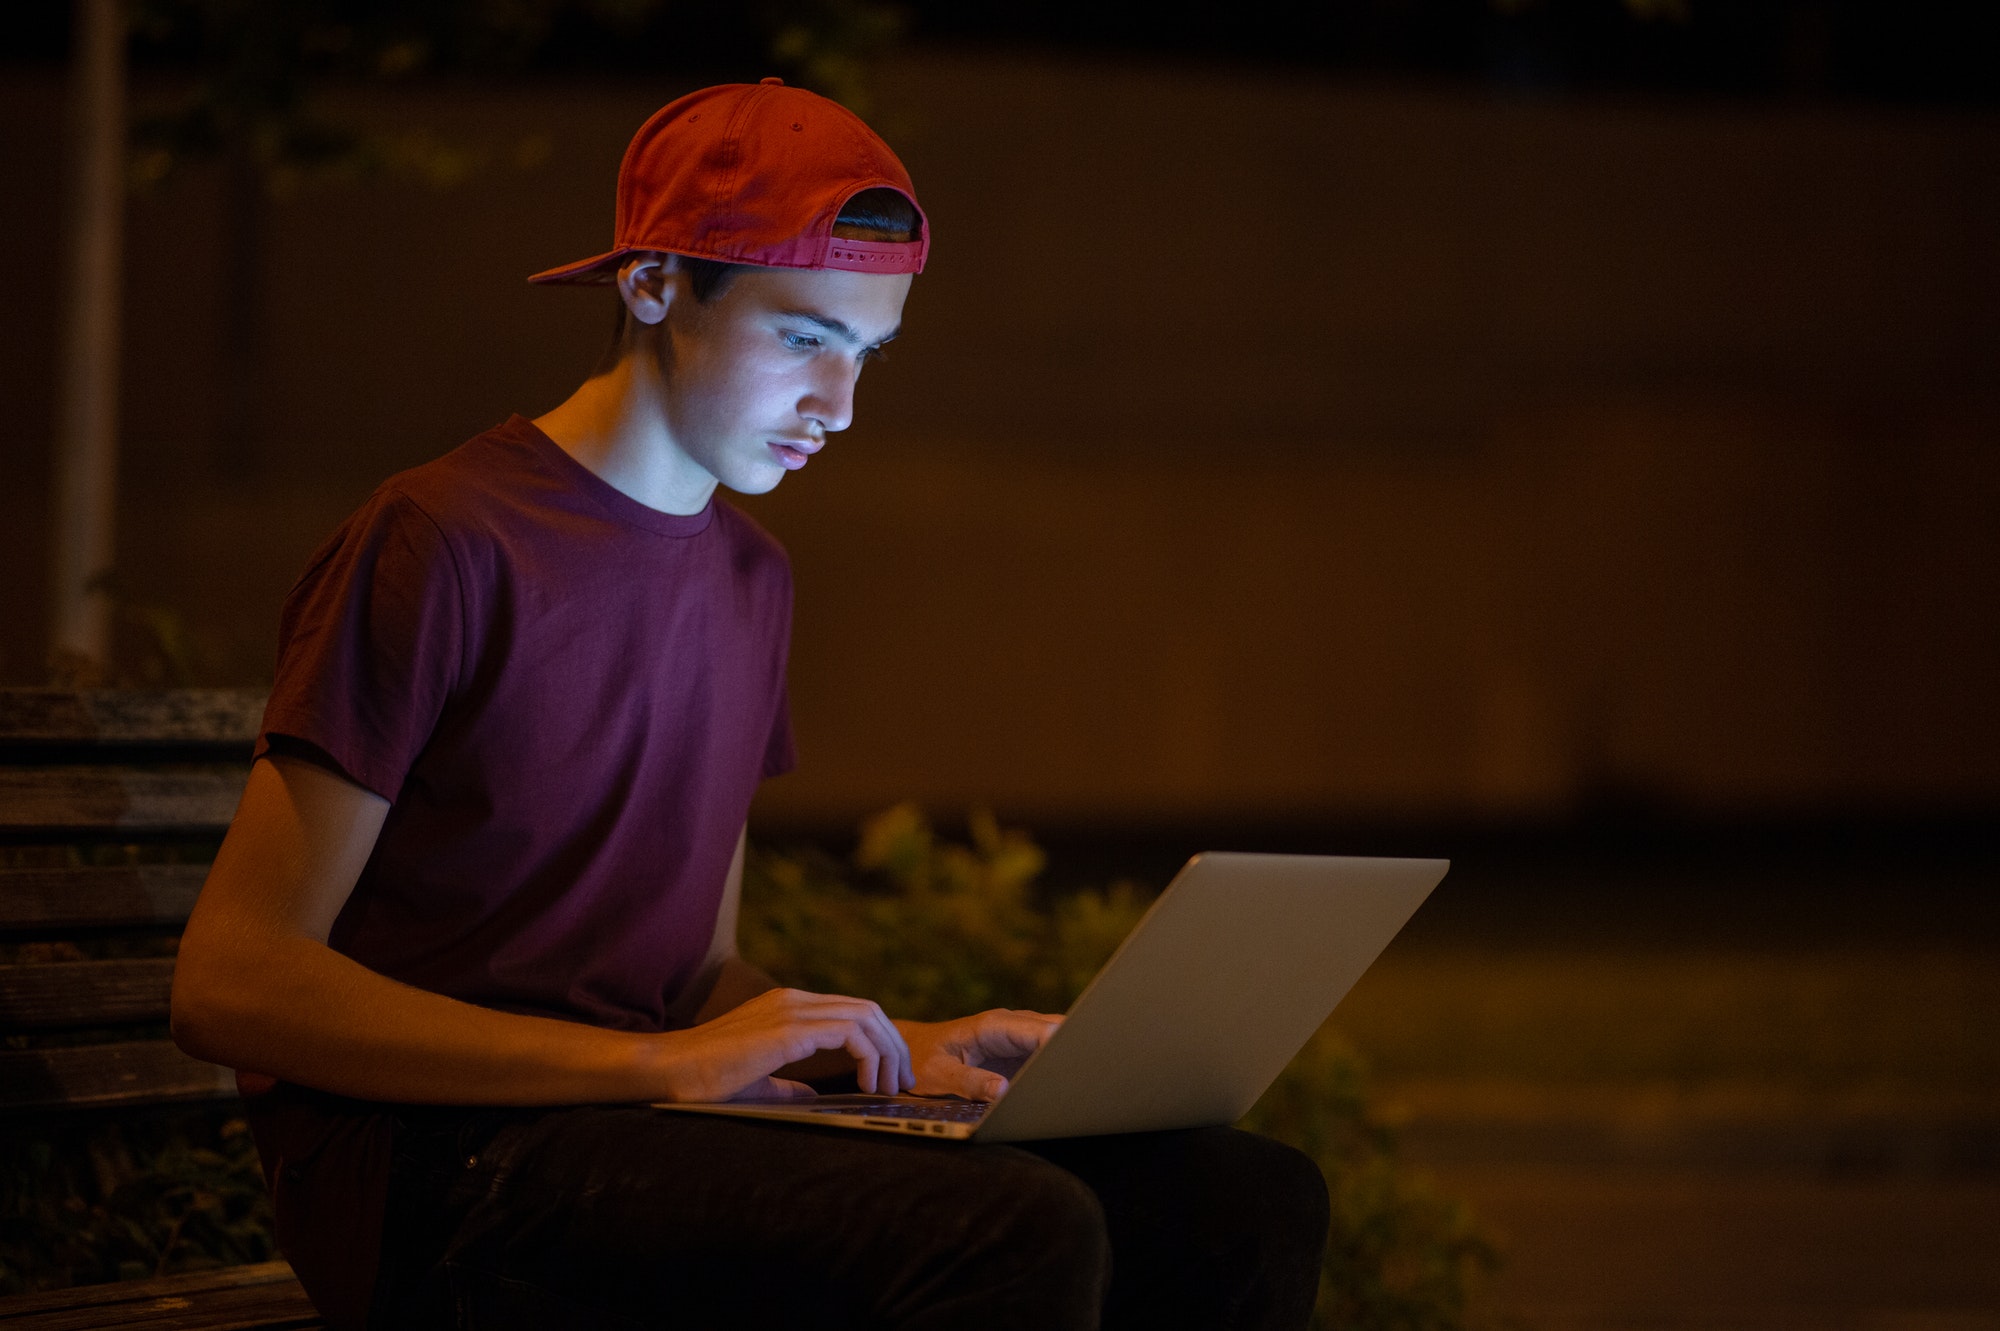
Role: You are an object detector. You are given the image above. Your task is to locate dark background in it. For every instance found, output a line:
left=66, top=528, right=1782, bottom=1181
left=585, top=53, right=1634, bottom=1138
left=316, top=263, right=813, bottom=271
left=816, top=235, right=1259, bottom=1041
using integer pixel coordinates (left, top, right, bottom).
left=4, top=2, right=1996, bottom=844
left=4, top=3, right=1997, bottom=975
left=4, top=3, right=1998, bottom=1322
left=10, top=1, right=2000, bottom=104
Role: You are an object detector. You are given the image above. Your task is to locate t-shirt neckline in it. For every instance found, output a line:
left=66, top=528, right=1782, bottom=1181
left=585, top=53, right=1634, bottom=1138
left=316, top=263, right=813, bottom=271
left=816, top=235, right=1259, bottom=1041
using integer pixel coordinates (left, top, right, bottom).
left=508, top=415, right=716, bottom=538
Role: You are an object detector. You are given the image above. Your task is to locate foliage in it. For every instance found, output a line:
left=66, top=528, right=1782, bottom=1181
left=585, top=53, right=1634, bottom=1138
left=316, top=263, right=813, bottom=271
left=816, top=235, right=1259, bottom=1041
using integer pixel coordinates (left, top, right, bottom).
left=0, top=1110, right=274, bottom=1297
left=742, top=804, right=1500, bottom=1331
left=124, top=0, right=908, bottom=194
left=741, top=802, right=1143, bottom=1021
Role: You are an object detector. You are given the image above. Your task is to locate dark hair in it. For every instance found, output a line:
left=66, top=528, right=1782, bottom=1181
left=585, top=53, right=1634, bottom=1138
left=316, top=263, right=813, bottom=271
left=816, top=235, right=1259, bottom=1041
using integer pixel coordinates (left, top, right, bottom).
left=599, top=187, right=921, bottom=369
left=680, top=187, right=921, bottom=302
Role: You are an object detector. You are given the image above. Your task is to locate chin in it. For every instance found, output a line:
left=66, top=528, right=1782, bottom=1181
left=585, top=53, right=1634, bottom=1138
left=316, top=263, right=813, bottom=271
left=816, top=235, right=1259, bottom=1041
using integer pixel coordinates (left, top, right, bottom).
left=720, top=467, right=788, bottom=498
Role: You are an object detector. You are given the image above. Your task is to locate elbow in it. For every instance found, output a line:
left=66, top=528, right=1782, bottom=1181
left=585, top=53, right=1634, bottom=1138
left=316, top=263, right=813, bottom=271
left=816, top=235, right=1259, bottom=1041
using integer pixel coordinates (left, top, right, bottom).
left=169, top=941, right=255, bottom=1067
left=169, top=957, right=223, bottom=1063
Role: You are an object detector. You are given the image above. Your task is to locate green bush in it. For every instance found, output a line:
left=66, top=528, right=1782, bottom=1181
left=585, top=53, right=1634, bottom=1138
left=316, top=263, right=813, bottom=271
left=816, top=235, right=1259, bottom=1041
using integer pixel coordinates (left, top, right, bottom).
left=742, top=804, right=1499, bottom=1331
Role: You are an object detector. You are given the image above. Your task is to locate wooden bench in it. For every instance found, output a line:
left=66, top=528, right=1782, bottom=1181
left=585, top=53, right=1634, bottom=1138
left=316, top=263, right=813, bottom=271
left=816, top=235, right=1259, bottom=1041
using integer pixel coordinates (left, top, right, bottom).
left=0, top=689, right=320, bottom=1329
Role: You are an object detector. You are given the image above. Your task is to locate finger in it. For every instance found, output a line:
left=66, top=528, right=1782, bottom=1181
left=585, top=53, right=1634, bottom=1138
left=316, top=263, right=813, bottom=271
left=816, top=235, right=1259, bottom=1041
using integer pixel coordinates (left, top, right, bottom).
left=776, top=995, right=911, bottom=1095
left=794, top=1015, right=897, bottom=1095
left=854, top=1003, right=910, bottom=1094
left=843, top=1028, right=882, bottom=1095
left=879, top=1010, right=915, bottom=1092
left=885, top=1024, right=913, bottom=1095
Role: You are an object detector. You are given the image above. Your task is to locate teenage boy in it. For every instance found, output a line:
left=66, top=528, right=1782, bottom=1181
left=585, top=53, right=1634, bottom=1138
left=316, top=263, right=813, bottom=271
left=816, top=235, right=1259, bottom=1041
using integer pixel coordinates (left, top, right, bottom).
left=172, top=79, right=1328, bottom=1330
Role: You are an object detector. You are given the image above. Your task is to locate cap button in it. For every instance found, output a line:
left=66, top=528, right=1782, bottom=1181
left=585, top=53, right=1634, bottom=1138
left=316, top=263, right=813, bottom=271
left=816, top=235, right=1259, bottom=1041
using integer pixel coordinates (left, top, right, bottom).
left=760, top=76, right=784, bottom=85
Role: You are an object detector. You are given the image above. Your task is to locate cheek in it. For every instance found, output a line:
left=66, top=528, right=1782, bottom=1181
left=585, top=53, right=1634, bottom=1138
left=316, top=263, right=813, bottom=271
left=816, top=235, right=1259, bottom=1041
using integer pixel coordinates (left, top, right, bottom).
left=680, top=372, right=791, bottom=444
left=724, top=349, right=806, bottom=413
left=670, top=326, right=804, bottom=429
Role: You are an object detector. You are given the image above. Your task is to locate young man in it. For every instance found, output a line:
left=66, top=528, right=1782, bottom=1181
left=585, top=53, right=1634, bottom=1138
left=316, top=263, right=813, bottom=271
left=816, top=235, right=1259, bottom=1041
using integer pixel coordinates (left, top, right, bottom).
left=172, top=79, right=1328, bottom=1329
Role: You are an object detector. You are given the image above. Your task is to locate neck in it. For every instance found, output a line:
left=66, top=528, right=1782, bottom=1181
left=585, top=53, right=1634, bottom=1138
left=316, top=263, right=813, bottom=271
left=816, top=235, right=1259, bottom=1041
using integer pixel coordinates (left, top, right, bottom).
left=533, top=349, right=716, bottom=516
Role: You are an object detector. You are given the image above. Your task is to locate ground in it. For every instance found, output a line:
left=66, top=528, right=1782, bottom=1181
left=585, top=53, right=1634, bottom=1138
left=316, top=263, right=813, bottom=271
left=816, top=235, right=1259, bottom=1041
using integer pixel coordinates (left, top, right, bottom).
left=1331, top=857, right=2000, bottom=1330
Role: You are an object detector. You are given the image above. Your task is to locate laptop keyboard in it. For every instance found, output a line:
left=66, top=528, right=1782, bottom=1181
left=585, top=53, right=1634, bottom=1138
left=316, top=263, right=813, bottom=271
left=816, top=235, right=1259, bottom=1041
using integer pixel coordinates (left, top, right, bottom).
left=810, top=1099, right=990, bottom=1123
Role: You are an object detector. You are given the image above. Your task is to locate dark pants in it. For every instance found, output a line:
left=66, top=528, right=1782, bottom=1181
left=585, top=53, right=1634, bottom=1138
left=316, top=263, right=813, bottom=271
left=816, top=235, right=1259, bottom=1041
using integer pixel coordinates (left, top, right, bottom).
left=367, top=1104, right=1329, bottom=1330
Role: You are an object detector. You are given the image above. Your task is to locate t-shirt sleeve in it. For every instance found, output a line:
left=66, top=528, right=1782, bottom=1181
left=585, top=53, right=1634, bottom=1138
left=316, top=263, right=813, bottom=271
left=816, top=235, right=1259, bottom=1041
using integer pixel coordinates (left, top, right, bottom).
left=255, top=489, right=467, bottom=802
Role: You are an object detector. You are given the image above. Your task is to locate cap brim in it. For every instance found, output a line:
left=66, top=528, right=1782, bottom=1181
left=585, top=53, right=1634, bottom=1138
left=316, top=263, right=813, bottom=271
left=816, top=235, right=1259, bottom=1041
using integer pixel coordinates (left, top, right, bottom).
left=529, top=234, right=927, bottom=284
left=527, top=248, right=630, bottom=285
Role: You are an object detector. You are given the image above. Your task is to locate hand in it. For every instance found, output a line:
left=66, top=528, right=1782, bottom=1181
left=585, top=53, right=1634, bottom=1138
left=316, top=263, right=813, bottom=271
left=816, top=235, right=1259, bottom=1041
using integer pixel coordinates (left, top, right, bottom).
left=897, top=1009, right=1063, bottom=1101
left=657, top=988, right=914, bottom=1102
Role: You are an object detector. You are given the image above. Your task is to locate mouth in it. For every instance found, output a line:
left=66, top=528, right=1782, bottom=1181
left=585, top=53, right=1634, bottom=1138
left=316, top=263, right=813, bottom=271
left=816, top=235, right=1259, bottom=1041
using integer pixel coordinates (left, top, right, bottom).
left=768, top=438, right=821, bottom=471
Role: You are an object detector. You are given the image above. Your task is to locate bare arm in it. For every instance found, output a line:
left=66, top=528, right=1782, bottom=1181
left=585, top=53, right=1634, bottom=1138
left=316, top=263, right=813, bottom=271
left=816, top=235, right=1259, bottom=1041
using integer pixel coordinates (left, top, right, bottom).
left=171, top=756, right=911, bottom=1104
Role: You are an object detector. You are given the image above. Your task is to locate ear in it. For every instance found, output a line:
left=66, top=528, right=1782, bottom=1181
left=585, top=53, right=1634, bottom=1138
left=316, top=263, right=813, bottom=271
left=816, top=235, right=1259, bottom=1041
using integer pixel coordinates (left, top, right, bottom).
left=616, top=251, right=678, bottom=326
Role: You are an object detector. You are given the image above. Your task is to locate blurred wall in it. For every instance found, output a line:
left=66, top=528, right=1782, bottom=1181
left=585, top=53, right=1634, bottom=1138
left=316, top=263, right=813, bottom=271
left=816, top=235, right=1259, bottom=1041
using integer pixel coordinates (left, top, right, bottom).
left=1, top=52, right=1995, bottom=825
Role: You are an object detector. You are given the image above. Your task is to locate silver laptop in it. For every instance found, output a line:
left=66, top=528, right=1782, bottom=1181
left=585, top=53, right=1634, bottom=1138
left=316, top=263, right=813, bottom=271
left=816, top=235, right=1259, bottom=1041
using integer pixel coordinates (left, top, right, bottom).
left=656, top=852, right=1447, bottom=1143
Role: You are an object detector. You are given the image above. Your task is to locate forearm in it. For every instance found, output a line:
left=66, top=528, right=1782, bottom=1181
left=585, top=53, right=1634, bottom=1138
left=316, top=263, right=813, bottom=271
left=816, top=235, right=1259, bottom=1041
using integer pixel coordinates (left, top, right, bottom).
left=172, top=931, right=679, bottom=1106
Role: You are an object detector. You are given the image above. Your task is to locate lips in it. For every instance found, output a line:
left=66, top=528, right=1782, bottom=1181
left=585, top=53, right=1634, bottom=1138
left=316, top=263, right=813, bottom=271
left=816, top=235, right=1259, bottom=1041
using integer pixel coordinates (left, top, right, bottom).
left=768, top=436, right=822, bottom=471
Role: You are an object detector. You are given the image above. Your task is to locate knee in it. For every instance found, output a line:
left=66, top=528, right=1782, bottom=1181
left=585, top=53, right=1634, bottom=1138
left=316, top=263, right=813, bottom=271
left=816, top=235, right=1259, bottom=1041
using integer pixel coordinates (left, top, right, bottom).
left=1269, top=1137, right=1331, bottom=1227
left=962, top=1160, right=1110, bottom=1320
left=1237, top=1133, right=1331, bottom=1262
left=1162, top=1132, right=1327, bottom=1330
left=1002, top=1163, right=1112, bottom=1283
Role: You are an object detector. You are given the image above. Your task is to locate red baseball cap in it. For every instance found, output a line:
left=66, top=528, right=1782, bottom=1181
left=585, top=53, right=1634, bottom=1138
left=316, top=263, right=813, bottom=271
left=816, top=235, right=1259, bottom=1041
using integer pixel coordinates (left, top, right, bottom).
left=529, top=78, right=928, bottom=285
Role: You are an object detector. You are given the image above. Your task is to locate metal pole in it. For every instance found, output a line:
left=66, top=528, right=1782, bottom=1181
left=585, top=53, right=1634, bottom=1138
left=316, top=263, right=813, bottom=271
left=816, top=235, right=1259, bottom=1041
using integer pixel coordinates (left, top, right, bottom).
left=49, top=0, right=126, bottom=683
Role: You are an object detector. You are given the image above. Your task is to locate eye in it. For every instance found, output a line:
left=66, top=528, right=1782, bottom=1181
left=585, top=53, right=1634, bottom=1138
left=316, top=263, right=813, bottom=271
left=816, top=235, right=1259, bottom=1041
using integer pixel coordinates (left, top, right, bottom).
left=859, top=345, right=889, bottom=365
left=781, top=331, right=822, bottom=352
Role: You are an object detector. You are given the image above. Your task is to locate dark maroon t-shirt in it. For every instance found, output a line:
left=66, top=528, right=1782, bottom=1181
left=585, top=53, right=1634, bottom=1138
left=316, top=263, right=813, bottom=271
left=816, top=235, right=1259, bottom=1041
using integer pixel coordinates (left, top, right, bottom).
left=244, top=415, right=795, bottom=1328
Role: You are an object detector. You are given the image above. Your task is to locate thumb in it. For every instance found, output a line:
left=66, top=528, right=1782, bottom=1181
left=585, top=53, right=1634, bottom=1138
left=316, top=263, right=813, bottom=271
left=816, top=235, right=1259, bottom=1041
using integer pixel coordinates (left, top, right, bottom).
left=955, top=1066, right=1009, bottom=1101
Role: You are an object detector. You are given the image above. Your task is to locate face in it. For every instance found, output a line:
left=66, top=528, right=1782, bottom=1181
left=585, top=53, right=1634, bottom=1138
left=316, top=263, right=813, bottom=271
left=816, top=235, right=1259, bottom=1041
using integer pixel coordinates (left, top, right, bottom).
left=652, top=263, right=911, bottom=497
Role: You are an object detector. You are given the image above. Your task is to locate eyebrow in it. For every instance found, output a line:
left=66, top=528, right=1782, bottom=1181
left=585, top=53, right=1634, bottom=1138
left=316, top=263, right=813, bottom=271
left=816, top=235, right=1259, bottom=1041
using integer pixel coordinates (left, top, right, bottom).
left=776, top=308, right=901, bottom=349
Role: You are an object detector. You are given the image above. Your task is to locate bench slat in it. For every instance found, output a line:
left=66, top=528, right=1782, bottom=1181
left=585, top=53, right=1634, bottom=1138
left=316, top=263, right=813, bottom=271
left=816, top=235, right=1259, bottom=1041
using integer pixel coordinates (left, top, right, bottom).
left=0, top=691, right=266, bottom=748
left=0, top=1260, right=301, bottom=1316
left=0, top=1041, right=236, bottom=1112
left=0, top=769, right=246, bottom=836
left=0, top=1284, right=319, bottom=1330
left=3, top=1298, right=319, bottom=1330
left=0, top=958, right=177, bottom=1029
left=0, top=866, right=208, bottom=932
left=0, top=1262, right=316, bottom=1329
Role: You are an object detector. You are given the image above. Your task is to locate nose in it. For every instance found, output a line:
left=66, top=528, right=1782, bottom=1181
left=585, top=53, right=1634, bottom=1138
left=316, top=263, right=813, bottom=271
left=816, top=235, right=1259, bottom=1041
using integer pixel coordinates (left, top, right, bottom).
left=798, top=355, right=857, bottom=436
